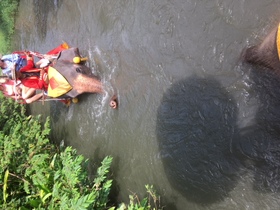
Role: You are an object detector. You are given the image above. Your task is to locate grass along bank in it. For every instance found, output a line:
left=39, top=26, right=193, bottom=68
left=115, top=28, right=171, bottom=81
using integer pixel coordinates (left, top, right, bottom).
left=0, top=0, right=20, bottom=53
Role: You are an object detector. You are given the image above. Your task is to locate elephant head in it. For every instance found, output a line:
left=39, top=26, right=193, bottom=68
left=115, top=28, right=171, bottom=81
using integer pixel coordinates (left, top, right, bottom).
left=49, top=47, right=117, bottom=108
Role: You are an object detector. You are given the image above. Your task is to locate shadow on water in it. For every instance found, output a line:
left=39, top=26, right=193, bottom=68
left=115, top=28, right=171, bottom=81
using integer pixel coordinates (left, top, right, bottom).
left=32, top=0, right=63, bottom=40
left=156, top=75, right=242, bottom=205
left=49, top=100, right=68, bottom=123
left=49, top=101, right=69, bottom=145
left=236, top=65, right=280, bottom=193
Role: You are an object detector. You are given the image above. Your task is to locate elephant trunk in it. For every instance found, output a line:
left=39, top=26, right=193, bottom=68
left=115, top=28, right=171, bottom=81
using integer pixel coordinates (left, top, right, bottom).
left=73, top=74, right=104, bottom=95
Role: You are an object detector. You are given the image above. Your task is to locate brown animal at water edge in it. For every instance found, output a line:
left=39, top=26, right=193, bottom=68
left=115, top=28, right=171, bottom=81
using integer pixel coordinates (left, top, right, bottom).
left=242, top=23, right=280, bottom=71
left=49, top=47, right=118, bottom=109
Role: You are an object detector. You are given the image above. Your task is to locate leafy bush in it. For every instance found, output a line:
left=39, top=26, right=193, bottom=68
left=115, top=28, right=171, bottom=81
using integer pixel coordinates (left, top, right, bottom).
left=0, top=0, right=19, bottom=34
left=0, top=94, right=161, bottom=209
left=0, top=93, right=113, bottom=209
left=0, top=0, right=20, bottom=53
left=113, top=185, right=161, bottom=210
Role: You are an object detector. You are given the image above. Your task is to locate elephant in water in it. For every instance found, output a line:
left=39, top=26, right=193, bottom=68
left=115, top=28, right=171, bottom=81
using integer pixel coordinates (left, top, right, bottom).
left=48, top=47, right=118, bottom=109
left=242, top=23, right=280, bottom=71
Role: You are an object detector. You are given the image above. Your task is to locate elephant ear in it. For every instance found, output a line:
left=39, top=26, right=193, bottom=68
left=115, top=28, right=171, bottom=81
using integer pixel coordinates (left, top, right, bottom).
left=56, top=47, right=81, bottom=62
left=55, top=48, right=92, bottom=75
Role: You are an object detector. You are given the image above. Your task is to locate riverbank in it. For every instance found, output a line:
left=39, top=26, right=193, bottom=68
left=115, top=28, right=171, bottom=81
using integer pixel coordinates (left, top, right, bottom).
left=0, top=0, right=19, bottom=53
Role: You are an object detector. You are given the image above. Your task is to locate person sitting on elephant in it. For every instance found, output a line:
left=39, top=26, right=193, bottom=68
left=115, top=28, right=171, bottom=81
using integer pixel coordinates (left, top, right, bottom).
left=0, top=53, right=23, bottom=78
left=0, top=77, right=39, bottom=104
left=16, top=53, right=49, bottom=91
left=0, top=42, right=69, bottom=78
left=0, top=77, right=17, bottom=96
left=14, top=42, right=70, bottom=92
left=0, top=52, right=45, bottom=102
left=0, top=43, right=71, bottom=104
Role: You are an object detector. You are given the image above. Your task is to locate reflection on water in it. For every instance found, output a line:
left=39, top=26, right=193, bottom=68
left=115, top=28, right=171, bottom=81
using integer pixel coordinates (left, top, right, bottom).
left=32, top=0, right=63, bottom=40
left=157, top=76, right=242, bottom=204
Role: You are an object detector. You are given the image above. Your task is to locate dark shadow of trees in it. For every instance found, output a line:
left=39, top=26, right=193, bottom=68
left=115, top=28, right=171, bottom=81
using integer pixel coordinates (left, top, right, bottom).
left=237, top=66, right=280, bottom=193
left=157, top=69, right=280, bottom=206
left=156, top=75, right=242, bottom=205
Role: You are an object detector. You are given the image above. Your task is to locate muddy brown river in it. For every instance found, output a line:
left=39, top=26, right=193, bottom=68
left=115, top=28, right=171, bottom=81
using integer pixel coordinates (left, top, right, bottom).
left=13, top=0, right=280, bottom=209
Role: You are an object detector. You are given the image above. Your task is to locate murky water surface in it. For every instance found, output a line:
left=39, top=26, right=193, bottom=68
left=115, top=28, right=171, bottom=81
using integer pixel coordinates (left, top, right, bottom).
left=14, top=0, right=280, bottom=209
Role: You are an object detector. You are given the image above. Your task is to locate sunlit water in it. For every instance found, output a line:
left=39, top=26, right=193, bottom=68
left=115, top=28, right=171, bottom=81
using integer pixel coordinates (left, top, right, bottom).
left=13, top=0, right=280, bottom=209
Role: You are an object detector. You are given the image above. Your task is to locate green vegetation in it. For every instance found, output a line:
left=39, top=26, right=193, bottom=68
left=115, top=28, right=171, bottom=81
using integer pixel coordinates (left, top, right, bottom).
left=0, top=0, right=20, bottom=53
left=0, top=94, right=161, bottom=209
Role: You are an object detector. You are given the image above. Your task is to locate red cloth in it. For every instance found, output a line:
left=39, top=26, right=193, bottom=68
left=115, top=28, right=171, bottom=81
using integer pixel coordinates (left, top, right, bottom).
left=46, top=43, right=69, bottom=55
left=20, top=67, right=49, bottom=90
left=19, top=59, right=35, bottom=72
left=21, top=77, right=47, bottom=90
left=19, top=58, right=48, bottom=90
